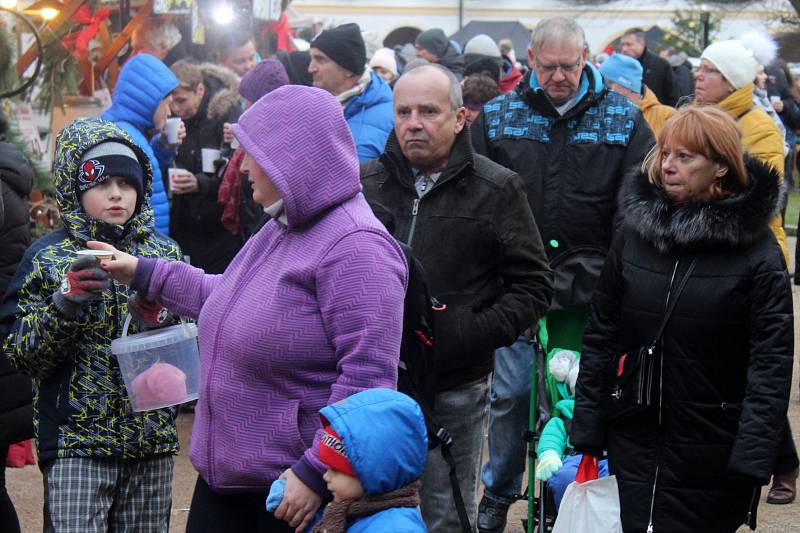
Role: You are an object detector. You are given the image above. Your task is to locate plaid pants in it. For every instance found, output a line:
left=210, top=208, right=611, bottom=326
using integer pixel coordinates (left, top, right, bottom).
left=42, top=455, right=174, bottom=533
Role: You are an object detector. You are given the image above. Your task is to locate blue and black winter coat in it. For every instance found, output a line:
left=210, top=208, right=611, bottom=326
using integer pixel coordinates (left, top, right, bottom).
left=101, top=53, right=178, bottom=236
left=344, top=72, right=394, bottom=162
left=472, top=63, right=654, bottom=311
left=320, top=388, right=428, bottom=532
left=0, top=118, right=182, bottom=462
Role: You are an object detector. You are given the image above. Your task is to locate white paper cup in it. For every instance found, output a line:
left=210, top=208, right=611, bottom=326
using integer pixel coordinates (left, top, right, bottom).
left=165, top=117, right=181, bottom=144
left=168, top=168, right=186, bottom=195
left=202, top=148, right=221, bottom=173
left=770, top=95, right=781, bottom=105
left=76, top=249, right=114, bottom=265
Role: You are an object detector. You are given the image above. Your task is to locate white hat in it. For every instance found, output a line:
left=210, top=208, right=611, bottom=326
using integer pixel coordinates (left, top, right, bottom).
left=700, top=40, right=759, bottom=90
left=464, top=34, right=501, bottom=58
left=369, top=47, right=398, bottom=77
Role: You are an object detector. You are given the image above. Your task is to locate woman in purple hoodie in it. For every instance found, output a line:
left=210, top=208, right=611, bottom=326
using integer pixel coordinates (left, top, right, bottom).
left=93, top=86, right=408, bottom=533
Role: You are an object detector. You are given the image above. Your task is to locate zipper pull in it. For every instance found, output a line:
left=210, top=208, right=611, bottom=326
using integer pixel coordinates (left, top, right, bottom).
left=411, top=198, right=419, bottom=216
left=647, top=523, right=654, bottom=533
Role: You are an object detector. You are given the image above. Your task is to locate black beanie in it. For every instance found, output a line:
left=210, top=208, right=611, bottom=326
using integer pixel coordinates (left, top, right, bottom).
left=415, top=28, right=450, bottom=58
left=311, top=23, right=366, bottom=76
left=78, top=141, right=144, bottom=201
left=464, top=56, right=502, bottom=84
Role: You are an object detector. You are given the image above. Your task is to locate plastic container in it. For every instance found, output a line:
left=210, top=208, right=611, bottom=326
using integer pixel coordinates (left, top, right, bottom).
left=112, top=315, right=200, bottom=412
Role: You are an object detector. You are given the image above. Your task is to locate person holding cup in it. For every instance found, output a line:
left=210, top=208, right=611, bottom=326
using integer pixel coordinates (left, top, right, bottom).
left=101, top=53, right=186, bottom=237
left=92, top=85, right=407, bottom=533
left=168, top=60, right=243, bottom=273
left=0, top=118, right=183, bottom=531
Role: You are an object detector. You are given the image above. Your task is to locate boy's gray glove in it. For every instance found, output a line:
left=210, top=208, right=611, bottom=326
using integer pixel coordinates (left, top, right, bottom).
left=128, top=293, right=171, bottom=329
left=52, top=255, right=110, bottom=317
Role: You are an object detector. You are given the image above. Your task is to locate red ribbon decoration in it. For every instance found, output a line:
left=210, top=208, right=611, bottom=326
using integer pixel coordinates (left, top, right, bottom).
left=269, top=11, right=294, bottom=52
left=61, top=5, right=110, bottom=59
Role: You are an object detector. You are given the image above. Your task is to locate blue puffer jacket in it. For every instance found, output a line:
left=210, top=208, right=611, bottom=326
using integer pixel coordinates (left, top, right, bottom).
left=321, top=388, right=427, bottom=532
left=344, top=72, right=394, bottom=162
left=101, top=54, right=178, bottom=236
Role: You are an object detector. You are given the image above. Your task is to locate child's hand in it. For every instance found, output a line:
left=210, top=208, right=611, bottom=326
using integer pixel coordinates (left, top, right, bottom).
left=129, top=293, right=171, bottom=329
left=88, top=241, right=138, bottom=285
left=52, top=255, right=111, bottom=317
left=535, top=450, right=563, bottom=481
left=274, top=468, right=322, bottom=533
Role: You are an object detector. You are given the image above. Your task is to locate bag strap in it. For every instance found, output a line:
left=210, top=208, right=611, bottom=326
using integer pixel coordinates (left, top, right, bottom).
left=575, top=455, right=599, bottom=483
left=650, top=258, right=697, bottom=348
left=404, top=379, right=472, bottom=533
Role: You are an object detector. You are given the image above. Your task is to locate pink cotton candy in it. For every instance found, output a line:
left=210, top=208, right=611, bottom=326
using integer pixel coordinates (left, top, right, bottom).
left=131, top=362, right=188, bottom=408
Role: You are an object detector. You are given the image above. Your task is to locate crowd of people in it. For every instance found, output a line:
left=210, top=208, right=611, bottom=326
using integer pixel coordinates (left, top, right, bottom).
left=0, top=12, right=799, bottom=533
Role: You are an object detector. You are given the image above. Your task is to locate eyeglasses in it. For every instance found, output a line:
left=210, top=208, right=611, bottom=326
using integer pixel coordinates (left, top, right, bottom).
left=697, top=65, right=722, bottom=77
left=536, top=57, right=582, bottom=76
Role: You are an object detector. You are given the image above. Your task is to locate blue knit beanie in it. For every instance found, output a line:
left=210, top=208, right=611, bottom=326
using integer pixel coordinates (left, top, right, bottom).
left=599, top=53, right=643, bottom=95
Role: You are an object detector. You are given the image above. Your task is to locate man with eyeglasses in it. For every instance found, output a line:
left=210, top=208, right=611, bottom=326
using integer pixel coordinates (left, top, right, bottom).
left=471, top=17, right=654, bottom=533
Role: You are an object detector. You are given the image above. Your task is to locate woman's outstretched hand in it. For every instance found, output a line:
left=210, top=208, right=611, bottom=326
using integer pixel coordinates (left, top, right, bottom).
left=87, top=241, right=138, bottom=285
left=274, top=468, right=322, bottom=533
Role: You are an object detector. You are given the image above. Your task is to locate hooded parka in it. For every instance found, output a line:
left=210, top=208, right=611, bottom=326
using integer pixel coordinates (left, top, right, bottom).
left=0, top=136, right=35, bottom=447
left=101, top=54, right=179, bottom=236
left=172, top=63, right=243, bottom=273
left=0, top=119, right=183, bottom=462
left=318, top=388, right=428, bottom=532
left=571, top=157, right=794, bottom=533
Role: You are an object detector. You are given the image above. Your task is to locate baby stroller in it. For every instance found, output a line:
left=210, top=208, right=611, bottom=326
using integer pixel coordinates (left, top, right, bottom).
left=521, top=310, right=587, bottom=533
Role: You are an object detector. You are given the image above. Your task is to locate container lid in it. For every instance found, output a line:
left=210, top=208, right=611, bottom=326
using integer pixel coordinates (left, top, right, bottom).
left=112, top=322, right=198, bottom=355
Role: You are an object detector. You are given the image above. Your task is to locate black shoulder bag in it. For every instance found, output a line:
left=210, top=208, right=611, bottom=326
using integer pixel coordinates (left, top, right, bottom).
left=607, top=258, right=697, bottom=422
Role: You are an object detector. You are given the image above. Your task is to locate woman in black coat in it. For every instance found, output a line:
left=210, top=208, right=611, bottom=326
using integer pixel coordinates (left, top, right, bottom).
left=572, top=105, right=794, bottom=533
left=0, top=114, right=34, bottom=533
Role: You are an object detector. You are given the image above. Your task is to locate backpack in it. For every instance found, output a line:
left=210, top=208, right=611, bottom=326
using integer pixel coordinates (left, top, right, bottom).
left=396, top=242, right=472, bottom=533
left=396, top=243, right=438, bottom=421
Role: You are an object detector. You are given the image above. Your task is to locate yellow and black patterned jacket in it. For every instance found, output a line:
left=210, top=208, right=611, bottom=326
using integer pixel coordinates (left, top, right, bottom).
left=0, top=119, right=182, bottom=462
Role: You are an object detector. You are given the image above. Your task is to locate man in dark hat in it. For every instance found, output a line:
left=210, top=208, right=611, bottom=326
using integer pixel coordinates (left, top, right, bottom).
left=309, top=23, right=394, bottom=162
left=414, top=28, right=465, bottom=79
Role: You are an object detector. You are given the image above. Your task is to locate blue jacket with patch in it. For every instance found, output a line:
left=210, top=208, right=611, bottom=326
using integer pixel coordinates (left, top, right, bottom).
left=321, top=388, right=428, bottom=532
left=472, top=63, right=654, bottom=311
left=344, top=72, right=394, bottom=163
left=102, top=54, right=179, bottom=236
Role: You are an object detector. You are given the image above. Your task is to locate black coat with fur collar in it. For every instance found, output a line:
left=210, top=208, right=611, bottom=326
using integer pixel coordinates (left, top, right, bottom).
left=572, top=156, right=793, bottom=532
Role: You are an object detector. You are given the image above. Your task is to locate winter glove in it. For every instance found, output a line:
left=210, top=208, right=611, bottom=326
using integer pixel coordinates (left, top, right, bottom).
left=265, top=478, right=286, bottom=512
left=52, top=255, right=110, bottom=317
left=128, top=293, right=171, bottom=329
left=535, top=450, right=563, bottom=481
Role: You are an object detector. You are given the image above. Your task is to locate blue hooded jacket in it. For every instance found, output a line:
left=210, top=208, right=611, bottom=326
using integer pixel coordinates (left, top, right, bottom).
left=343, top=72, right=394, bottom=162
left=101, top=54, right=178, bottom=236
left=320, top=388, right=427, bottom=532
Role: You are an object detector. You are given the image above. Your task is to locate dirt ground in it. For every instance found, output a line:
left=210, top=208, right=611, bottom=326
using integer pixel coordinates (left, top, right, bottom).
left=8, top=244, right=800, bottom=532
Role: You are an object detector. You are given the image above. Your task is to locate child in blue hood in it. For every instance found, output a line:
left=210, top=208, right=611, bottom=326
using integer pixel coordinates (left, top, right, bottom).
left=267, top=389, right=428, bottom=532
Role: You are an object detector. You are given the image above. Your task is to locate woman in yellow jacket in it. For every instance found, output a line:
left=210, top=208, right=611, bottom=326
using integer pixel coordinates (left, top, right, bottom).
left=695, top=40, right=789, bottom=266
left=696, top=39, right=798, bottom=506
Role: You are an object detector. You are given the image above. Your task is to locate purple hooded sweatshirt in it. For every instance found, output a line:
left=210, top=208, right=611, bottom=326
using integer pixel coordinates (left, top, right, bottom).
left=133, top=85, right=407, bottom=494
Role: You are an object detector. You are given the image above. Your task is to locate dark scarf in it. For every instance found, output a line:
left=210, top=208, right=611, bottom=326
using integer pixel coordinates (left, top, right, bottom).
left=311, top=480, right=421, bottom=533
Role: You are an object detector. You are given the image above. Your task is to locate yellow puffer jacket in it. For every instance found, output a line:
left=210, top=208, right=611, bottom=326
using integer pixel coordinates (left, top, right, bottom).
left=718, top=84, right=789, bottom=266
left=640, top=86, right=676, bottom=138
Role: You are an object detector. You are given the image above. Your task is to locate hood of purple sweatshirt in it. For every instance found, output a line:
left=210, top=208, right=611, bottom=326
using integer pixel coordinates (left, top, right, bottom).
left=232, top=85, right=361, bottom=228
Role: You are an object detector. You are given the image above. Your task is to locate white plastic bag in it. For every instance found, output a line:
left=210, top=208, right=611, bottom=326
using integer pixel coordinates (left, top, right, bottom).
left=552, top=456, right=622, bottom=533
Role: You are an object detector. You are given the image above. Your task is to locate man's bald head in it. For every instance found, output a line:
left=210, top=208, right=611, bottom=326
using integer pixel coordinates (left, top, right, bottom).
left=397, top=64, right=463, bottom=111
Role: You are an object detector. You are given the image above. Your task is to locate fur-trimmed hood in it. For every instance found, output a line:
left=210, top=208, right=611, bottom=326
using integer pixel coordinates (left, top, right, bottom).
left=625, top=155, right=782, bottom=253
left=196, top=62, right=241, bottom=121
